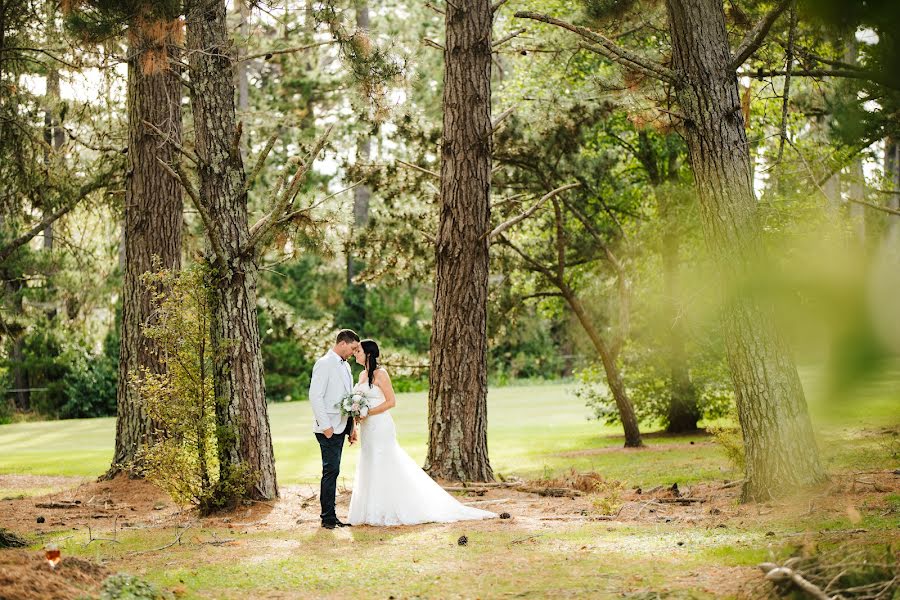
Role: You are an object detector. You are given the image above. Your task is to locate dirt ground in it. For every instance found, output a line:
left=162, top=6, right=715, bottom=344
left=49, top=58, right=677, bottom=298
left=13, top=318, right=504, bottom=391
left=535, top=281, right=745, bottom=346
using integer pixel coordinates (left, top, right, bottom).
left=0, top=469, right=897, bottom=599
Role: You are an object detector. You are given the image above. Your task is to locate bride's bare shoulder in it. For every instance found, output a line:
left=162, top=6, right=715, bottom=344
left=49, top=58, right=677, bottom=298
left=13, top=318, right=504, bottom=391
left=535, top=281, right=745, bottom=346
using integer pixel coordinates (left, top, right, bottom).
left=374, top=367, right=391, bottom=381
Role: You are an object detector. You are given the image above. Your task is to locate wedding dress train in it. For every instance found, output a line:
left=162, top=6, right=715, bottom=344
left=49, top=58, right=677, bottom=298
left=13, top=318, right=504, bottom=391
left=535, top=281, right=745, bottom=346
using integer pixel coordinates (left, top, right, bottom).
left=347, top=382, right=497, bottom=526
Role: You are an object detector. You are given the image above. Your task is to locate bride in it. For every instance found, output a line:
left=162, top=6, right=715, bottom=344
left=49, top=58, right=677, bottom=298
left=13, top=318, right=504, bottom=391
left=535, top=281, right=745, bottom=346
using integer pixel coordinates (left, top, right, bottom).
left=348, top=339, right=497, bottom=526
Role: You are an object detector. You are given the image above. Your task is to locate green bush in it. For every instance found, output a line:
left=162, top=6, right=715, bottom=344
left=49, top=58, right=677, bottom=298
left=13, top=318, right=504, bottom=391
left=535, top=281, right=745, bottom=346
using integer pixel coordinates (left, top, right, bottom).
left=136, top=262, right=253, bottom=514
left=1, top=319, right=117, bottom=419
left=574, top=348, right=733, bottom=429
left=100, top=573, right=172, bottom=600
left=60, top=347, right=116, bottom=419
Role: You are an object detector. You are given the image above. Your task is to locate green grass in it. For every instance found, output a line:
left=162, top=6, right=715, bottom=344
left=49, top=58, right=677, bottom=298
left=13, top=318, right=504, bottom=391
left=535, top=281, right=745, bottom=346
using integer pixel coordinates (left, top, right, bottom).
left=5, top=373, right=897, bottom=599
left=1, top=373, right=896, bottom=487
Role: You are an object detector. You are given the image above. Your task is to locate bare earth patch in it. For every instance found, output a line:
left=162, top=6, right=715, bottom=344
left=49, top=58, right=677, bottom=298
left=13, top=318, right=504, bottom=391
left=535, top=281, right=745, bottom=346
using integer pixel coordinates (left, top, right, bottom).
left=0, top=469, right=896, bottom=598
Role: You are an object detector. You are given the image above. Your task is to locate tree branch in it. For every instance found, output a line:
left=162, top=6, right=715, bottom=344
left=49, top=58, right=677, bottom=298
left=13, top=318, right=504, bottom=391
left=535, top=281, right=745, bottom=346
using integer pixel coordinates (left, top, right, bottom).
left=488, top=182, right=579, bottom=240
left=491, top=0, right=509, bottom=13
left=496, top=234, right=558, bottom=283
left=746, top=68, right=900, bottom=91
left=493, top=28, right=526, bottom=49
left=578, top=43, right=670, bottom=82
left=0, top=178, right=107, bottom=264
left=241, top=126, right=282, bottom=198
left=422, top=38, right=445, bottom=51
left=242, top=40, right=335, bottom=62
left=142, top=119, right=199, bottom=166
left=396, top=159, right=440, bottom=179
left=521, top=292, right=564, bottom=301
left=156, top=158, right=227, bottom=262
left=514, top=11, right=677, bottom=83
left=560, top=196, right=630, bottom=353
left=775, top=0, right=797, bottom=165
left=244, top=124, right=334, bottom=254
left=728, top=0, right=792, bottom=71
left=276, top=181, right=364, bottom=225
left=491, top=106, right=515, bottom=133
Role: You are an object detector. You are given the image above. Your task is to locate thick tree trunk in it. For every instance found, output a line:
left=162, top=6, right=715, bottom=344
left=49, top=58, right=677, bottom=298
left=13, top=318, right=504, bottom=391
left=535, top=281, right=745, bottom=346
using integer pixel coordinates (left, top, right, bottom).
left=425, top=0, right=493, bottom=482
left=565, top=290, right=643, bottom=447
left=107, top=22, right=184, bottom=477
left=665, top=0, right=825, bottom=501
left=186, top=0, right=278, bottom=500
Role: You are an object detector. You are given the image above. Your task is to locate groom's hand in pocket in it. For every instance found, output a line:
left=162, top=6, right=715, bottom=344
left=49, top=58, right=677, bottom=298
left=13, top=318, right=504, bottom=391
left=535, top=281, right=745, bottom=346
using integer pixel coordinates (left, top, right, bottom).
left=323, top=427, right=334, bottom=439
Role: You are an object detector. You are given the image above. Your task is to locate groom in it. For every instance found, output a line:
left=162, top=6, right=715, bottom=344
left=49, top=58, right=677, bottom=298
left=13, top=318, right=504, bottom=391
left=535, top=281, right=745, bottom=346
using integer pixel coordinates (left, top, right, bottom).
left=309, top=329, right=360, bottom=529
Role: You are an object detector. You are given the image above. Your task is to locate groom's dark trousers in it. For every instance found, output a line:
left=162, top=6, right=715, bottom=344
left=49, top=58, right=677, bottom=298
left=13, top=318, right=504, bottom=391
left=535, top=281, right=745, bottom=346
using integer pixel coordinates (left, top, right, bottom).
left=316, top=418, right=354, bottom=525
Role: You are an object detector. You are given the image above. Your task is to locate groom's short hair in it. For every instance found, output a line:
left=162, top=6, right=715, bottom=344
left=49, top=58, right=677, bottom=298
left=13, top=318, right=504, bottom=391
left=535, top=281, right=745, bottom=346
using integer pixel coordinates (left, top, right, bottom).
left=336, top=329, right=360, bottom=344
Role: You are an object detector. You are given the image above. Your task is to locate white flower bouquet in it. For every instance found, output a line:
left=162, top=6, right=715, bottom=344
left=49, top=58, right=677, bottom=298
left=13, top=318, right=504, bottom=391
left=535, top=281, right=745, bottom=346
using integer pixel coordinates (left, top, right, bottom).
left=338, top=390, right=372, bottom=419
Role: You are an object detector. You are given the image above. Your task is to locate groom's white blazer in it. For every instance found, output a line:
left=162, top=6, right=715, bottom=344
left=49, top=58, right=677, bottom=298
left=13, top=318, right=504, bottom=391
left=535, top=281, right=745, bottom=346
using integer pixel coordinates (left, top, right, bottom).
left=309, top=349, right=353, bottom=435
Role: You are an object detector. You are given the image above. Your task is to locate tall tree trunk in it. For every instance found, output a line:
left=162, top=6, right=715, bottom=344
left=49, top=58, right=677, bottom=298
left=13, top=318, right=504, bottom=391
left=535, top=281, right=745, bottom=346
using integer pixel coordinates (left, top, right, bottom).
left=565, top=289, right=643, bottom=447
left=425, top=0, right=493, bottom=482
left=107, top=16, right=184, bottom=477
left=8, top=283, right=28, bottom=411
left=343, top=0, right=371, bottom=324
left=665, top=0, right=825, bottom=501
left=42, top=0, right=63, bottom=321
left=185, top=0, right=278, bottom=501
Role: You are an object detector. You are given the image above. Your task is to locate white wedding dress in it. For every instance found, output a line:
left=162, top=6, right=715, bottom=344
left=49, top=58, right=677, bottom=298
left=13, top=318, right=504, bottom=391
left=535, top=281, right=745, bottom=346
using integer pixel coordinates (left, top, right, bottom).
left=348, top=380, right=497, bottom=526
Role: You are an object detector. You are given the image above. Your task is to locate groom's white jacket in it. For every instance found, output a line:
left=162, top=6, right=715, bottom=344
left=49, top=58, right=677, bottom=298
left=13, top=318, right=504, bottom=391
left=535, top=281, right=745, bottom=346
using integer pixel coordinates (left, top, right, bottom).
left=309, top=349, right=353, bottom=435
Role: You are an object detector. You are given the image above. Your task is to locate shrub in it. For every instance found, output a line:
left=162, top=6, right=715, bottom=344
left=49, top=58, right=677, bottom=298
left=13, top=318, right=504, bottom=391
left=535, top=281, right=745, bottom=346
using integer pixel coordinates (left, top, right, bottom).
left=574, top=348, right=734, bottom=429
left=136, top=261, right=253, bottom=514
left=709, top=412, right=745, bottom=474
left=100, top=573, right=172, bottom=600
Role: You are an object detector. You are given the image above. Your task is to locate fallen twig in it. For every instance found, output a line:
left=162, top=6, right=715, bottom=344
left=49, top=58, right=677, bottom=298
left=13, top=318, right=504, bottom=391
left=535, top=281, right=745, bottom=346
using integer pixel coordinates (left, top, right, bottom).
left=758, top=562, right=832, bottom=600
left=508, top=533, right=544, bottom=546
left=127, top=525, right=192, bottom=556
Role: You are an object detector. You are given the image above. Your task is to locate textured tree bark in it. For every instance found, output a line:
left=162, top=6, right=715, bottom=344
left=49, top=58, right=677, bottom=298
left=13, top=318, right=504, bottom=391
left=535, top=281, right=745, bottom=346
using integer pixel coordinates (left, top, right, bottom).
left=425, top=0, right=494, bottom=482
left=665, top=0, right=825, bottom=500
left=107, top=18, right=184, bottom=477
left=185, top=0, right=278, bottom=500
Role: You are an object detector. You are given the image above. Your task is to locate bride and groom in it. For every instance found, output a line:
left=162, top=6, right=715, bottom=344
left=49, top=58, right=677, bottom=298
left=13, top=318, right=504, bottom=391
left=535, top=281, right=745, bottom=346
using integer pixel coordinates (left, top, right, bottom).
left=309, top=329, right=497, bottom=528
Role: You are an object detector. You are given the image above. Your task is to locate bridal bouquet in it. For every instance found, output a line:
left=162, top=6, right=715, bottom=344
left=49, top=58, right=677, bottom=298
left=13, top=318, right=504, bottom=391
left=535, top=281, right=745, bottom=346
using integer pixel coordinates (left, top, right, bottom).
left=338, top=390, right=371, bottom=419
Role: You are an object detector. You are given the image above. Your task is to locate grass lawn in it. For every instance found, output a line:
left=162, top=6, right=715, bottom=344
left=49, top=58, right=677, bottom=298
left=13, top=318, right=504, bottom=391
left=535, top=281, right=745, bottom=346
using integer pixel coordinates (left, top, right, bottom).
left=0, top=370, right=896, bottom=599
left=1, top=368, right=896, bottom=491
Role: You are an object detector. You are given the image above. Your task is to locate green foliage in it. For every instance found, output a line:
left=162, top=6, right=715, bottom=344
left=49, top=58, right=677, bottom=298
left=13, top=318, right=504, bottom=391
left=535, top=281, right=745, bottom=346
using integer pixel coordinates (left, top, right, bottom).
left=64, top=0, right=183, bottom=43
left=60, top=344, right=117, bottom=419
left=0, top=319, right=117, bottom=419
left=136, top=261, right=252, bottom=514
left=574, top=351, right=733, bottom=428
left=582, top=0, right=639, bottom=22
left=100, top=573, right=173, bottom=600
left=709, top=414, right=745, bottom=474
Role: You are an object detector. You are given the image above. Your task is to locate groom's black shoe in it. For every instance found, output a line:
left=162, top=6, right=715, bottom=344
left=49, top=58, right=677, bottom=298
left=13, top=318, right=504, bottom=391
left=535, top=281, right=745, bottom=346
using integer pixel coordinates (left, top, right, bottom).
left=321, top=521, right=337, bottom=530
left=335, top=519, right=352, bottom=528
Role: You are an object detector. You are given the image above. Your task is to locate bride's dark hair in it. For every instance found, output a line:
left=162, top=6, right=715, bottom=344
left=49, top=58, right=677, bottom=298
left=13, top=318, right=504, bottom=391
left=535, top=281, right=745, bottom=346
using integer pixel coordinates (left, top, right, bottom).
left=361, top=339, right=380, bottom=388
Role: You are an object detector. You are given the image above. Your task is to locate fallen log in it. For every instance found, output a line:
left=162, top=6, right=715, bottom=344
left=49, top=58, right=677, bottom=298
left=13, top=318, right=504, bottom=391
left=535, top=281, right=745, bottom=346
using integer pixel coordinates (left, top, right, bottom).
left=34, top=501, right=81, bottom=509
left=655, top=497, right=705, bottom=505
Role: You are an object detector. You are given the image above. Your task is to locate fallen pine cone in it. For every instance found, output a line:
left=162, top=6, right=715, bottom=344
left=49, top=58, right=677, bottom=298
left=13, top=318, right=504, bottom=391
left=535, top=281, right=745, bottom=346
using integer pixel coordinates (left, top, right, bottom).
left=500, top=512, right=511, bottom=520
left=457, top=535, right=468, bottom=546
